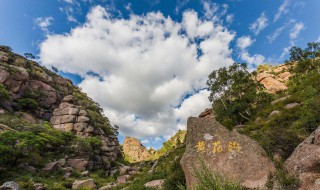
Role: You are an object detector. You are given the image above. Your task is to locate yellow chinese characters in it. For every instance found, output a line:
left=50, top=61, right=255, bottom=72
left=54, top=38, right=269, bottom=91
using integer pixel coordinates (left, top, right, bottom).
left=228, top=141, right=241, bottom=152
left=195, top=141, right=205, bottom=152
left=212, top=141, right=222, bottom=153
left=195, top=140, right=241, bottom=154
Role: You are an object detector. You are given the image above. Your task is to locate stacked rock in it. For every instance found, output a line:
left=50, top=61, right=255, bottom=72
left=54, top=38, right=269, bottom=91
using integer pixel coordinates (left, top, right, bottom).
left=50, top=95, right=121, bottom=169
left=50, top=95, right=93, bottom=137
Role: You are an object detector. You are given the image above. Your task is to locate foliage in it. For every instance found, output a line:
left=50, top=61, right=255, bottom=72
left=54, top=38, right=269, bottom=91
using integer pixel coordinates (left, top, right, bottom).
left=0, top=123, right=75, bottom=166
left=17, top=98, right=39, bottom=110
left=72, top=136, right=102, bottom=155
left=289, top=42, right=320, bottom=74
left=0, top=84, right=11, bottom=102
left=193, top=160, right=244, bottom=190
left=207, top=62, right=268, bottom=128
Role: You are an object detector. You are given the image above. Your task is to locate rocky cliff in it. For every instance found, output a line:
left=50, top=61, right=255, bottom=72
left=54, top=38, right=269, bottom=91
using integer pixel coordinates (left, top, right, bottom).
left=122, top=136, right=154, bottom=163
left=0, top=46, right=121, bottom=172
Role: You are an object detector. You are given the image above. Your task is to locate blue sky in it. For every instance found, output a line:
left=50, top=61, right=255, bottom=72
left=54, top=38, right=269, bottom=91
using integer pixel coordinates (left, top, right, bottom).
left=1, top=0, right=319, bottom=149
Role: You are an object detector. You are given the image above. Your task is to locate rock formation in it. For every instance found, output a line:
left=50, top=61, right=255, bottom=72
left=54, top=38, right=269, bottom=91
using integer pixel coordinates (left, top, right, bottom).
left=285, top=126, right=320, bottom=190
left=123, top=136, right=152, bottom=162
left=0, top=46, right=121, bottom=172
left=180, top=111, right=275, bottom=190
left=256, top=64, right=292, bottom=93
left=50, top=95, right=121, bottom=170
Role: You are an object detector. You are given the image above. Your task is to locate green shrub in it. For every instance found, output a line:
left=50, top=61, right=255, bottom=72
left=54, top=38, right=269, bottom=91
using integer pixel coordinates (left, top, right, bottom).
left=17, top=98, right=39, bottom=110
left=0, top=84, right=10, bottom=102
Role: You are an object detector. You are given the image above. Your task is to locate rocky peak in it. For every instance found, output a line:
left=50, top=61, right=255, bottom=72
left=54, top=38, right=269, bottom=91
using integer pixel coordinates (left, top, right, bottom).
left=123, top=136, right=152, bottom=163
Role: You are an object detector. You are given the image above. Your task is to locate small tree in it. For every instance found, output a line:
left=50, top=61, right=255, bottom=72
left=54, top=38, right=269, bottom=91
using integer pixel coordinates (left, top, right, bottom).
left=207, top=63, right=263, bottom=128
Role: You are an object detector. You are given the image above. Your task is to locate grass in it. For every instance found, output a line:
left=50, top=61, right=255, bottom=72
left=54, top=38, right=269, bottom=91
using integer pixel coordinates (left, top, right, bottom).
left=193, top=160, right=244, bottom=190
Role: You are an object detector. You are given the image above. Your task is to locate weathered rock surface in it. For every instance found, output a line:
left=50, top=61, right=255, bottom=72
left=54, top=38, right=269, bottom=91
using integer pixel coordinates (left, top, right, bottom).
left=123, top=136, right=152, bottom=162
left=285, top=126, right=320, bottom=190
left=180, top=113, right=275, bottom=190
left=50, top=95, right=121, bottom=170
left=256, top=64, right=292, bottom=93
left=144, top=179, right=165, bottom=188
left=72, top=179, right=97, bottom=190
left=0, top=181, right=20, bottom=190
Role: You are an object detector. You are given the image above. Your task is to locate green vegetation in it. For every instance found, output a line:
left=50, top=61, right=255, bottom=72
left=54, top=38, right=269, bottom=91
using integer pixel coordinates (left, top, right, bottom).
left=150, top=130, right=186, bottom=160
left=17, top=98, right=39, bottom=110
left=207, top=62, right=271, bottom=129
left=0, top=84, right=10, bottom=102
left=193, top=160, right=244, bottom=190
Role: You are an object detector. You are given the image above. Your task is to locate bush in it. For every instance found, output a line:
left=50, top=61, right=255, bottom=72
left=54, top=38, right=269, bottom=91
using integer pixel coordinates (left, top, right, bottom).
left=17, top=98, right=39, bottom=110
left=0, top=84, right=10, bottom=102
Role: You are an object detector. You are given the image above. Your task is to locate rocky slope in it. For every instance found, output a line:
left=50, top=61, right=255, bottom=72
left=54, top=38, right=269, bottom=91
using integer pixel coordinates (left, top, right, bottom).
left=0, top=46, right=122, bottom=189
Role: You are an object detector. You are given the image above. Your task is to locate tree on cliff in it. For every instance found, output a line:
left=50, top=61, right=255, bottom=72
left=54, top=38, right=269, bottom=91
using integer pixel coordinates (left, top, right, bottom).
left=207, top=63, right=270, bottom=128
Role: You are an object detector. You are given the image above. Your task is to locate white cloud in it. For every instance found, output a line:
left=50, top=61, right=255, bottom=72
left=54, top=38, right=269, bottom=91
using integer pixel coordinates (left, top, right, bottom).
left=39, top=6, right=234, bottom=140
left=274, top=0, right=290, bottom=22
left=249, top=12, right=268, bottom=36
left=236, top=36, right=265, bottom=65
left=34, top=17, right=53, bottom=33
left=317, top=36, right=320, bottom=42
left=290, top=22, right=304, bottom=39
left=240, top=52, right=265, bottom=65
left=236, top=36, right=254, bottom=50
left=267, top=19, right=295, bottom=43
left=226, top=14, right=234, bottom=24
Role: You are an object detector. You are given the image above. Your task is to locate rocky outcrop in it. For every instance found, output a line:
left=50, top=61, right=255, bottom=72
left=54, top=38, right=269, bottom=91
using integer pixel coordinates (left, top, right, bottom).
left=123, top=137, right=152, bottom=162
left=72, top=179, right=97, bottom=190
left=50, top=95, right=121, bottom=170
left=256, top=64, right=292, bottom=93
left=285, top=126, right=320, bottom=190
left=0, top=47, right=73, bottom=118
left=180, top=113, right=275, bottom=190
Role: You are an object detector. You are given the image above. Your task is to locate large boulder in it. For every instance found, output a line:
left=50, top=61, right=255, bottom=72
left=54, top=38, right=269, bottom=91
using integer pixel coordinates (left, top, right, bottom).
left=72, top=179, right=97, bottom=190
left=0, top=181, right=19, bottom=190
left=285, top=126, right=320, bottom=190
left=180, top=114, right=275, bottom=190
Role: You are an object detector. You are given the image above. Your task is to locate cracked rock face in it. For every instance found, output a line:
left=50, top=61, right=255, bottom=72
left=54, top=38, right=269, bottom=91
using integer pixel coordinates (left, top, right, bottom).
left=50, top=95, right=121, bottom=168
left=123, top=136, right=152, bottom=163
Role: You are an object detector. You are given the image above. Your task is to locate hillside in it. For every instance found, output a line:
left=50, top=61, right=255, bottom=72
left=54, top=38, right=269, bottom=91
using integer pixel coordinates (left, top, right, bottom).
left=0, top=46, right=122, bottom=189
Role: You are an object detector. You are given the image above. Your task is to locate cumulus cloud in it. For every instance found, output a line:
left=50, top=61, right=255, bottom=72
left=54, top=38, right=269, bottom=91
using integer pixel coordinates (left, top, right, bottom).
left=236, top=36, right=265, bottom=65
left=34, top=17, right=53, bottom=33
left=274, top=0, right=291, bottom=22
left=249, top=12, right=268, bottom=36
left=39, top=6, right=234, bottom=142
left=290, top=22, right=304, bottom=39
